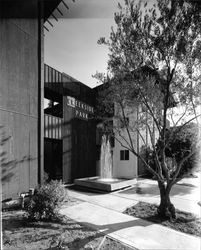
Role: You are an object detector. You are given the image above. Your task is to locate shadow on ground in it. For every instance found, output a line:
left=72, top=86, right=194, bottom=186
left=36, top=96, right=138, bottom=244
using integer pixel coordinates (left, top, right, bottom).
left=117, top=180, right=199, bottom=199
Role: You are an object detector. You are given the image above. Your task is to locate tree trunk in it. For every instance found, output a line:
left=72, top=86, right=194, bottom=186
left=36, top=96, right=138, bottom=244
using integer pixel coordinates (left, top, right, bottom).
left=157, top=181, right=176, bottom=219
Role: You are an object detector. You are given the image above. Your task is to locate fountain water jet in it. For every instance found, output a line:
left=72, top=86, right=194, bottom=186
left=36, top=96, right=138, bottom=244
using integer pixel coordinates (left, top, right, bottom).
left=98, top=135, right=113, bottom=180
left=74, top=134, right=136, bottom=192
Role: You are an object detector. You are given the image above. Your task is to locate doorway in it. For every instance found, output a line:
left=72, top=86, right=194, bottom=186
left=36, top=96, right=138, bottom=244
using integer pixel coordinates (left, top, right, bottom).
left=44, top=138, right=62, bottom=180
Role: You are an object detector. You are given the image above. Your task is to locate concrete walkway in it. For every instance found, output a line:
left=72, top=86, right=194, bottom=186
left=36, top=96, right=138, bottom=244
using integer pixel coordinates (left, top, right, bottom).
left=176, top=171, right=201, bottom=188
left=115, top=178, right=201, bottom=216
left=66, top=176, right=201, bottom=216
left=60, top=187, right=201, bottom=250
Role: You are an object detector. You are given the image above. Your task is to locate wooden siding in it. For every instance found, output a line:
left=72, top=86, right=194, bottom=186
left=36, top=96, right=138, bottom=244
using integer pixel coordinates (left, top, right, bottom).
left=62, top=96, right=96, bottom=183
left=44, top=64, right=63, bottom=95
left=44, top=114, right=62, bottom=140
left=44, top=65, right=97, bottom=183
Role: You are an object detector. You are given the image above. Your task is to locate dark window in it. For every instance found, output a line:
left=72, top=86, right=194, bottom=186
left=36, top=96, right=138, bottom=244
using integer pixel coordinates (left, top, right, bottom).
left=120, top=150, right=129, bottom=160
left=125, top=150, right=129, bottom=160
left=120, top=150, right=124, bottom=160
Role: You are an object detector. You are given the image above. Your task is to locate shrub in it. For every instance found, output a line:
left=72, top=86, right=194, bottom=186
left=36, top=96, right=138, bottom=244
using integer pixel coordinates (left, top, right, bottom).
left=25, top=180, right=66, bottom=221
left=142, top=123, right=199, bottom=178
left=164, top=123, right=198, bottom=177
left=147, top=123, right=199, bottom=178
left=138, top=146, right=155, bottom=177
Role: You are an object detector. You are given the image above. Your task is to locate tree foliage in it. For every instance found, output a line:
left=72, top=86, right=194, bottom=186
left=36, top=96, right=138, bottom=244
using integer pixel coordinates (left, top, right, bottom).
left=95, top=0, right=201, bottom=218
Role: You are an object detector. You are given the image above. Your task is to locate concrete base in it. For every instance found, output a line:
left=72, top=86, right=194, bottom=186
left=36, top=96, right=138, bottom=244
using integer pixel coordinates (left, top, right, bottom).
left=74, top=176, right=137, bottom=192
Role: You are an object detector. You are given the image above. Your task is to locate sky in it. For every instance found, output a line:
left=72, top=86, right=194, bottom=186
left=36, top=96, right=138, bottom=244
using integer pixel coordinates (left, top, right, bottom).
left=44, top=0, right=125, bottom=88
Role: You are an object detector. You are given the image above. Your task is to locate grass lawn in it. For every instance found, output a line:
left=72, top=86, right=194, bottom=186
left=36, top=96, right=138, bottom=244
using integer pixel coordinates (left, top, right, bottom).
left=124, top=201, right=201, bottom=237
left=2, top=198, right=135, bottom=250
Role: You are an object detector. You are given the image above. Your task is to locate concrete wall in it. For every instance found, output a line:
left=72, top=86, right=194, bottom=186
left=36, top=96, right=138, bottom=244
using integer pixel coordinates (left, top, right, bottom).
left=113, top=105, right=138, bottom=179
left=0, top=19, right=41, bottom=200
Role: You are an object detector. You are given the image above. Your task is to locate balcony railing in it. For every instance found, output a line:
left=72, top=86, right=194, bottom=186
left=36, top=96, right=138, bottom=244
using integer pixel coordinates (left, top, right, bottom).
left=44, top=114, right=62, bottom=139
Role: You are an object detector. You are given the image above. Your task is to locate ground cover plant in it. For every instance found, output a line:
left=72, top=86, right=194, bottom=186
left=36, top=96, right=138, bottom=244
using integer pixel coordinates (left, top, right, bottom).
left=2, top=209, right=135, bottom=250
left=2, top=210, right=103, bottom=250
left=100, top=237, right=135, bottom=250
left=124, top=201, right=201, bottom=237
left=3, top=185, right=134, bottom=250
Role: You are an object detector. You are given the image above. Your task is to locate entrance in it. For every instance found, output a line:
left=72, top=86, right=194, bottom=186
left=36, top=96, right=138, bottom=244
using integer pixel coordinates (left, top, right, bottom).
left=44, top=138, right=62, bottom=180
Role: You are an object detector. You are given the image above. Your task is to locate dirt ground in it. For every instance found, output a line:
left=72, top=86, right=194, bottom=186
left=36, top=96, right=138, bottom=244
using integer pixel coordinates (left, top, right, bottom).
left=2, top=198, right=134, bottom=250
left=124, top=201, right=201, bottom=237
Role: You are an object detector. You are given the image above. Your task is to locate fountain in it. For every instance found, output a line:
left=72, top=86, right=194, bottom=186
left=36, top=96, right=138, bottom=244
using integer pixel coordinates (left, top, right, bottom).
left=99, top=134, right=113, bottom=180
left=74, top=134, right=136, bottom=192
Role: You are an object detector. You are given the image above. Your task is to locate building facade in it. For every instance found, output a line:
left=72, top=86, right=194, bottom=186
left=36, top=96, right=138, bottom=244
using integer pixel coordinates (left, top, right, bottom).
left=44, top=64, right=97, bottom=183
left=1, top=1, right=151, bottom=200
left=44, top=65, right=151, bottom=183
left=0, top=0, right=62, bottom=200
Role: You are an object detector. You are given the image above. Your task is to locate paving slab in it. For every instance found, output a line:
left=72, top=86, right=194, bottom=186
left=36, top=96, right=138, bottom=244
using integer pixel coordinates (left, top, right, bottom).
left=114, top=179, right=201, bottom=216
left=66, top=189, right=138, bottom=212
left=68, top=182, right=201, bottom=216
left=138, top=176, right=201, bottom=189
left=176, top=172, right=201, bottom=188
left=60, top=202, right=201, bottom=250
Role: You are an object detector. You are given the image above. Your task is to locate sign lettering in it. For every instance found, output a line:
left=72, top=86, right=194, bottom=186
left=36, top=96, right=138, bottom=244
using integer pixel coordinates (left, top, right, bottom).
left=66, top=96, right=94, bottom=120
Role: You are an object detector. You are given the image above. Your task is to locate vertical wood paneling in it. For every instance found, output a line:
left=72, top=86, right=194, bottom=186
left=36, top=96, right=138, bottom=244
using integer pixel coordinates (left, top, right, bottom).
left=44, top=64, right=63, bottom=96
left=44, top=114, right=62, bottom=140
left=52, top=68, right=55, bottom=83
left=45, top=64, right=48, bottom=83
left=59, top=72, right=62, bottom=82
left=53, top=116, right=55, bottom=138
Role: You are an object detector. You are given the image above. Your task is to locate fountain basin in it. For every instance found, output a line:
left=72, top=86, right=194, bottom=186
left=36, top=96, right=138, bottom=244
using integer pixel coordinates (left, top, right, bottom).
left=74, top=176, right=137, bottom=192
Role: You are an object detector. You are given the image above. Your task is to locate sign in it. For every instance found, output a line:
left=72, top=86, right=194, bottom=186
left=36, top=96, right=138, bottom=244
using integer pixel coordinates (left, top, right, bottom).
left=66, top=96, right=94, bottom=120
left=67, top=96, right=76, bottom=108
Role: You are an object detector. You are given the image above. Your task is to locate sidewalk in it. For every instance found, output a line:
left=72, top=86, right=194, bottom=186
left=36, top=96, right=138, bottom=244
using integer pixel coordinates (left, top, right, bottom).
left=60, top=198, right=200, bottom=250
left=67, top=177, right=201, bottom=216
left=139, top=171, right=201, bottom=188
left=123, top=178, right=201, bottom=216
left=176, top=172, right=201, bottom=188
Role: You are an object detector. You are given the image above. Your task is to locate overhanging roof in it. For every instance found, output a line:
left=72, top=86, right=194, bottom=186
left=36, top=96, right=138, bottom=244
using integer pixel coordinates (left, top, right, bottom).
left=0, top=0, right=61, bottom=21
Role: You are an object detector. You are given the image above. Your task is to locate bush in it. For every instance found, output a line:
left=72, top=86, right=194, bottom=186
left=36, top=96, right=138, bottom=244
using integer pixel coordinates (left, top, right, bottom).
left=138, top=146, right=155, bottom=177
left=142, top=123, right=199, bottom=178
left=164, top=123, right=198, bottom=177
left=25, top=180, right=66, bottom=221
left=147, top=123, right=199, bottom=178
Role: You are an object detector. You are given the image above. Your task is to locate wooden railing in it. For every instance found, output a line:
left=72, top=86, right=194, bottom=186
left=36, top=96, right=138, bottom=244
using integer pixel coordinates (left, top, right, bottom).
left=44, top=114, right=62, bottom=139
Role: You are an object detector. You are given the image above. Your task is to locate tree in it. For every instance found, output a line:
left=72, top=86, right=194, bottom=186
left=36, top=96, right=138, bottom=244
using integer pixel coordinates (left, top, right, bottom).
left=94, top=0, right=201, bottom=219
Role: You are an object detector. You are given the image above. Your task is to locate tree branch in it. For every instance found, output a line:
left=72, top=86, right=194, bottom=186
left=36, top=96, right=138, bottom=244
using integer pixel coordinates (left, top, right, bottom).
left=138, top=87, right=161, bottom=133
left=146, top=117, right=164, bottom=179
left=119, top=102, right=136, bottom=153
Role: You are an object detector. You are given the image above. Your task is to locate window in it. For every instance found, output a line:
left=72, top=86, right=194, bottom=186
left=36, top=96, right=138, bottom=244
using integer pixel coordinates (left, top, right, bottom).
left=120, top=150, right=129, bottom=160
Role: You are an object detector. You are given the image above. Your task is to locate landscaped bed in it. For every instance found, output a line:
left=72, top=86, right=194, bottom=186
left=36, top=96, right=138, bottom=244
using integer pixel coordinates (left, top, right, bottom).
left=2, top=200, right=135, bottom=250
left=124, top=201, right=201, bottom=237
